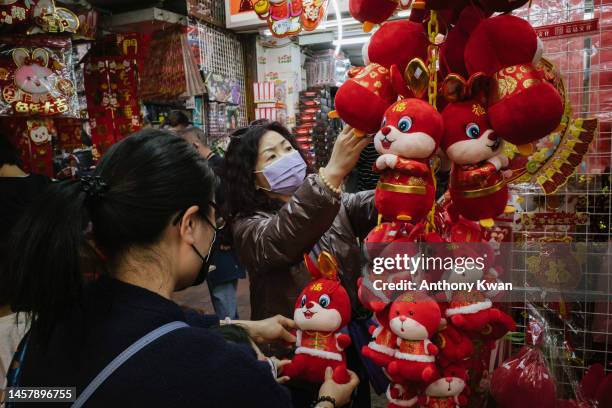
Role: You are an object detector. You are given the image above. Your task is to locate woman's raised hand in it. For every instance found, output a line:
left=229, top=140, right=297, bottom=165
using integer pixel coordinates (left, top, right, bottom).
left=322, top=126, right=372, bottom=189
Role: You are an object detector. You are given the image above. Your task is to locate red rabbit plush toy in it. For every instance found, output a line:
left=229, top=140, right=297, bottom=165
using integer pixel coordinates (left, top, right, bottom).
left=373, top=60, right=444, bottom=223
left=282, top=252, right=352, bottom=384
left=440, top=74, right=512, bottom=228
left=443, top=244, right=516, bottom=335
left=464, top=14, right=564, bottom=149
left=331, top=62, right=407, bottom=137
left=386, top=292, right=442, bottom=383
left=419, top=364, right=470, bottom=408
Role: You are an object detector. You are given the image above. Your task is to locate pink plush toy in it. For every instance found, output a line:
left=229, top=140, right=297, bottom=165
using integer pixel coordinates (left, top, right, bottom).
left=464, top=14, right=564, bottom=148
left=282, top=252, right=352, bottom=384
left=386, top=292, right=442, bottom=383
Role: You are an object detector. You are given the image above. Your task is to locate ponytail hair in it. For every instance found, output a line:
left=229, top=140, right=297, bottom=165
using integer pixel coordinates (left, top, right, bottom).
left=4, top=129, right=216, bottom=340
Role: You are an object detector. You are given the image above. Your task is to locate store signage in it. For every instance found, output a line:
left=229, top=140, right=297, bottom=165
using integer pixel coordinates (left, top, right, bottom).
left=534, top=18, right=599, bottom=40
left=225, top=0, right=262, bottom=29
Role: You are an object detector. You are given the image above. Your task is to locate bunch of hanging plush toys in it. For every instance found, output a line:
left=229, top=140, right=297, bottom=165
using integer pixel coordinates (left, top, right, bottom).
left=280, top=0, right=575, bottom=407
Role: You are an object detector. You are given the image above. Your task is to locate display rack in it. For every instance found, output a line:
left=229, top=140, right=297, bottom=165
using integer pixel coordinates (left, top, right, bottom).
left=189, top=20, right=248, bottom=138
left=508, top=0, right=612, bottom=390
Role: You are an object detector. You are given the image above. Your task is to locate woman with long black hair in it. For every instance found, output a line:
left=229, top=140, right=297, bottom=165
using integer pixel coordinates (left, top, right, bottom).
left=224, top=121, right=377, bottom=407
left=2, top=129, right=358, bottom=408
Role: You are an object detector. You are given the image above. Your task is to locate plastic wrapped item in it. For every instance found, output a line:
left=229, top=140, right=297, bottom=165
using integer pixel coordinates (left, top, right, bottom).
left=0, top=35, right=78, bottom=117
left=491, top=309, right=557, bottom=408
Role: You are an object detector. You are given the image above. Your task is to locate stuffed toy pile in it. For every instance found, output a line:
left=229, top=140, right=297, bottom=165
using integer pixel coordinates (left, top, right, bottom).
left=327, top=1, right=571, bottom=406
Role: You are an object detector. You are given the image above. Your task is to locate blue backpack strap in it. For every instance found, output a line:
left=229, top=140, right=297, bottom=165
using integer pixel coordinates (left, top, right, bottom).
left=71, top=321, right=189, bottom=408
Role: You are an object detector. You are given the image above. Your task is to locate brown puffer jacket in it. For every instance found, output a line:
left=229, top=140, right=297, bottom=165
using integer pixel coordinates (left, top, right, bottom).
left=232, top=174, right=377, bottom=321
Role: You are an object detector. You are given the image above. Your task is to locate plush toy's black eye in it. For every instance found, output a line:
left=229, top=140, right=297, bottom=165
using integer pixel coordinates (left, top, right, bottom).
left=319, top=294, right=330, bottom=308
left=409, top=311, right=414, bottom=316
left=397, top=116, right=412, bottom=132
left=466, top=123, right=480, bottom=139
left=300, top=295, right=307, bottom=308
left=396, top=310, right=400, bottom=315
left=381, top=117, right=386, bottom=127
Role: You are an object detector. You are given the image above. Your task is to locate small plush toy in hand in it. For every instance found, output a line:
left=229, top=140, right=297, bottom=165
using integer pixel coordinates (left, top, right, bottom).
left=282, top=252, right=352, bottom=383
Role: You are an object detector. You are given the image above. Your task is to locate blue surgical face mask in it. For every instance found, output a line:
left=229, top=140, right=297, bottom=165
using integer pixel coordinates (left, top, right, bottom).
left=255, top=150, right=307, bottom=195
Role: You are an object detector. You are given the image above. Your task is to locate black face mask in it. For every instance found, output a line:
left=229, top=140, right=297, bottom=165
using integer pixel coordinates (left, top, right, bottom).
left=191, top=243, right=212, bottom=286
left=190, top=221, right=217, bottom=286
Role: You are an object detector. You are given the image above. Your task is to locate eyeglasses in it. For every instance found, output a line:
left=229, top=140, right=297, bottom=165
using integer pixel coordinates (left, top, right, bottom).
left=172, top=201, right=225, bottom=232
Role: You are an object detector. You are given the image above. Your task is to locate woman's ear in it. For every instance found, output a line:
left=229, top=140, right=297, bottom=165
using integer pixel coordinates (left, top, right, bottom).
left=178, top=205, right=201, bottom=245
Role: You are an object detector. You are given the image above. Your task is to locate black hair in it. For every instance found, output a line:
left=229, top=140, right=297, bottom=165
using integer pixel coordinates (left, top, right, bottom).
left=167, top=110, right=190, bottom=127
left=222, top=121, right=311, bottom=218
left=0, top=134, right=21, bottom=167
left=3, top=129, right=216, bottom=340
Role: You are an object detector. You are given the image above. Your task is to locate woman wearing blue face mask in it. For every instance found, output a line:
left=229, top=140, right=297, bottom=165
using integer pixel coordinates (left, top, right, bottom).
left=224, top=121, right=377, bottom=407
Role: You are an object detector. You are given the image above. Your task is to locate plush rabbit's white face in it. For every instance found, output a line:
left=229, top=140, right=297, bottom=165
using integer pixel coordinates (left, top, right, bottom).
left=294, top=293, right=342, bottom=332
left=425, top=375, right=466, bottom=397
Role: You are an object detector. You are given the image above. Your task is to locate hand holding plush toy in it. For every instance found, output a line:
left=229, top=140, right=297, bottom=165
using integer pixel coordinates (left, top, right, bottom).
left=440, top=74, right=512, bottom=228
left=282, top=252, right=352, bottom=384
left=373, top=59, right=444, bottom=223
left=386, top=292, right=442, bottom=383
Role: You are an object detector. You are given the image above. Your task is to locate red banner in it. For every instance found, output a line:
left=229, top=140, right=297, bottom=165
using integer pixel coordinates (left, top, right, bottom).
left=535, top=18, right=599, bottom=40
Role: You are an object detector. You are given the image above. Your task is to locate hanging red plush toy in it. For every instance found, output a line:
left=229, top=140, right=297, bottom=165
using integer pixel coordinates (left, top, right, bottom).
left=349, top=0, right=397, bottom=32
left=364, top=20, right=429, bottom=74
left=440, top=73, right=512, bottom=228
left=386, top=292, right=442, bottom=383
left=464, top=14, right=564, bottom=150
left=282, top=252, right=352, bottom=384
left=331, top=62, right=406, bottom=137
left=373, top=59, right=443, bottom=224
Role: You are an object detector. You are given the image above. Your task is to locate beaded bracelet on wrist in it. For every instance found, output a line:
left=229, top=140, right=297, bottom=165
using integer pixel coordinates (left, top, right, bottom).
left=318, top=167, right=342, bottom=196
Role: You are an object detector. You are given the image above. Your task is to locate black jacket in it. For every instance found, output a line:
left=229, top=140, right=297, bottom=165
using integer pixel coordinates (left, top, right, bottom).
left=19, top=277, right=291, bottom=407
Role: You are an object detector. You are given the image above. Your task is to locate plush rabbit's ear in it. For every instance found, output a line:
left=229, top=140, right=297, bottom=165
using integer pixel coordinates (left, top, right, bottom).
left=441, top=74, right=467, bottom=103
left=31, top=48, right=49, bottom=67
left=317, top=251, right=338, bottom=281
left=404, top=58, right=429, bottom=100
left=467, top=72, right=490, bottom=106
left=303, top=254, right=322, bottom=280
left=12, top=48, right=29, bottom=67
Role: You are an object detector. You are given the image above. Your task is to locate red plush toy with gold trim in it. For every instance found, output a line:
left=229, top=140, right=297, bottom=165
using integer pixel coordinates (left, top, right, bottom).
left=440, top=73, right=511, bottom=228
left=331, top=62, right=406, bottom=137
left=386, top=292, right=442, bottom=383
left=282, top=252, right=352, bottom=384
left=464, top=14, right=563, bottom=149
left=373, top=60, right=443, bottom=223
